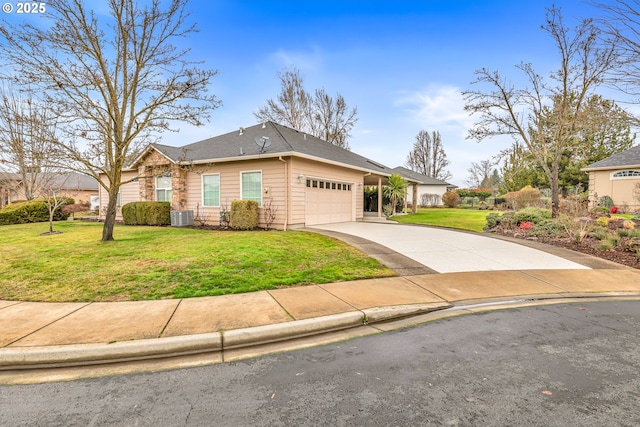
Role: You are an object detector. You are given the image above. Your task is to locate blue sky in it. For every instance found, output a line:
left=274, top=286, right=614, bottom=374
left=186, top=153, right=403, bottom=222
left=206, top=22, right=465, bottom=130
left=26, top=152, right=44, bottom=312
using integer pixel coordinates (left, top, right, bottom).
left=3, top=0, right=615, bottom=186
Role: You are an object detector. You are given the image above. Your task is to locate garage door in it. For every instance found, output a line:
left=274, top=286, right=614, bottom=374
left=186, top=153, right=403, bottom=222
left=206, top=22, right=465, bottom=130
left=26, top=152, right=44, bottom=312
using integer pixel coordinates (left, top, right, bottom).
left=305, top=179, right=353, bottom=225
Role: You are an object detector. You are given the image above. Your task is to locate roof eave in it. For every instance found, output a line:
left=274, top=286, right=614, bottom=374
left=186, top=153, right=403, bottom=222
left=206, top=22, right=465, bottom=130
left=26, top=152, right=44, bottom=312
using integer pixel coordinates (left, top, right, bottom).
left=179, top=151, right=399, bottom=178
left=581, top=163, right=640, bottom=172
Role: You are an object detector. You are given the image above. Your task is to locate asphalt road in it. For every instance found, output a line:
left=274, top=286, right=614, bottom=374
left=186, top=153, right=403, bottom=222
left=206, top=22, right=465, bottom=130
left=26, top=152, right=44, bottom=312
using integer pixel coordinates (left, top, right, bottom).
left=2, top=300, right=639, bottom=426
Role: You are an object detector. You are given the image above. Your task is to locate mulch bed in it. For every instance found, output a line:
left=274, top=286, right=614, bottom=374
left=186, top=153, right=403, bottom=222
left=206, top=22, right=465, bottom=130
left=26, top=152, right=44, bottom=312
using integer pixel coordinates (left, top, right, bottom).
left=497, top=233, right=640, bottom=270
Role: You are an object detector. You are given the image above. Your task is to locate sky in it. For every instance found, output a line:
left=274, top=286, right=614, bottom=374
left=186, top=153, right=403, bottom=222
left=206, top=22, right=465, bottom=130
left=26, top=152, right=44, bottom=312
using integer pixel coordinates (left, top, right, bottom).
left=1, top=0, right=621, bottom=187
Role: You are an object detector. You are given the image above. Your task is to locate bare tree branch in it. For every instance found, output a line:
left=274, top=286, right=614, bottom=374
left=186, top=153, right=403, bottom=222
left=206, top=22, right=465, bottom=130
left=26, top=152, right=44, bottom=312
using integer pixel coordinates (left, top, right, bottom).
left=0, top=0, right=220, bottom=240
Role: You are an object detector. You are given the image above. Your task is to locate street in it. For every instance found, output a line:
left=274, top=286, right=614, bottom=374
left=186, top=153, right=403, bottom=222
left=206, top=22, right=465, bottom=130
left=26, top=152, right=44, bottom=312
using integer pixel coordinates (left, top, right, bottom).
left=1, top=300, right=639, bottom=426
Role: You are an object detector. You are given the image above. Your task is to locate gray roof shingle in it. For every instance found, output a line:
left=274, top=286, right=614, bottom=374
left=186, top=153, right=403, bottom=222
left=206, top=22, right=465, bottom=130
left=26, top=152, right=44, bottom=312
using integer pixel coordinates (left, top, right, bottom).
left=146, top=122, right=399, bottom=177
left=392, top=166, right=453, bottom=186
left=583, top=145, right=640, bottom=170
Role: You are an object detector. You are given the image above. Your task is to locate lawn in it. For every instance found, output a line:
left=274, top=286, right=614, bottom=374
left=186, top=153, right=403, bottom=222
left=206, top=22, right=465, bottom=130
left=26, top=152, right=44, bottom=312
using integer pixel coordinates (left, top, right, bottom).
left=0, top=221, right=395, bottom=302
left=390, top=208, right=492, bottom=232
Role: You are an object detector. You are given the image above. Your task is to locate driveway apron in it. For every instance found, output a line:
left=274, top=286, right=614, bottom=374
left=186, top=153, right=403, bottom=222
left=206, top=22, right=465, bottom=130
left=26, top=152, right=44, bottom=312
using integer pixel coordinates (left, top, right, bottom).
left=311, top=222, right=590, bottom=273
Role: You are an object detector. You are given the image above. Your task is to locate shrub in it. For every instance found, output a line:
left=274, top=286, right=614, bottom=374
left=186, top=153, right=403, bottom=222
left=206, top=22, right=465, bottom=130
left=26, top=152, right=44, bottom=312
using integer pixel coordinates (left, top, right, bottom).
left=592, top=206, right=610, bottom=216
left=442, top=191, right=460, bottom=208
left=590, top=226, right=609, bottom=240
left=504, top=186, right=542, bottom=210
left=513, top=207, right=552, bottom=225
left=599, top=195, right=614, bottom=209
left=529, top=219, right=565, bottom=238
left=623, top=220, right=636, bottom=230
left=610, top=206, right=619, bottom=214
left=0, top=198, right=71, bottom=225
left=485, top=212, right=502, bottom=229
left=230, top=200, right=259, bottom=230
left=596, top=217, right=609, bottom=227
left=519, top=221, right=534, bottom=230
left=121, top=202, right=170, bottom=226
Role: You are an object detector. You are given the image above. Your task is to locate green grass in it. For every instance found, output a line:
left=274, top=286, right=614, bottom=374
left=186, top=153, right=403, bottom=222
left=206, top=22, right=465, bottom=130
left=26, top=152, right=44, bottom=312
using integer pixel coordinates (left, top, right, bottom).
left=390, top=208, right=492, bottom=232
left=0, top=222, right=395, bottom=302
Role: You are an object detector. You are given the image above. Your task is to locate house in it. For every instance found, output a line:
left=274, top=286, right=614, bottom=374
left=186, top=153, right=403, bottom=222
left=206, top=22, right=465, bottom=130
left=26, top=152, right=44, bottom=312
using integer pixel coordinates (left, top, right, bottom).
left=0, top=171, right=99, bottom=208
left=582, top=144, right=640, bottom=210
left=393, top=166, right=457, bottom=207
left=99, top=122, right=410, bottom=229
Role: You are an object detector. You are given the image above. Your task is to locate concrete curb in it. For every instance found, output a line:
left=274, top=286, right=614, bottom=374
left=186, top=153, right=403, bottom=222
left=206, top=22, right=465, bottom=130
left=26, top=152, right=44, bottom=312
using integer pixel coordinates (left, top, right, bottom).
left=1, top=305, right=452, bottom=370
left=2, top=296, right=637, bottom=371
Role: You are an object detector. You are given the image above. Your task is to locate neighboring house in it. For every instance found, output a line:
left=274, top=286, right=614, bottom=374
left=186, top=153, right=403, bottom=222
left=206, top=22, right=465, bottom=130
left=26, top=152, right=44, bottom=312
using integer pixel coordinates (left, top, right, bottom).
left=582, top=144, right=640, bottom=210
left=393, top=166, right=456, bottom=207
left=0, top=171, right=99, bottom=208
left=99, top=122, right=408, bottom=229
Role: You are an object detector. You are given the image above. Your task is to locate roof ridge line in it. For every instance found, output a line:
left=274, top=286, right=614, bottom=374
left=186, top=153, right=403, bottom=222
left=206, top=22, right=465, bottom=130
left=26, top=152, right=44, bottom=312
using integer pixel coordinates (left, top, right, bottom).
left=269, top=122, right=295, bottom=151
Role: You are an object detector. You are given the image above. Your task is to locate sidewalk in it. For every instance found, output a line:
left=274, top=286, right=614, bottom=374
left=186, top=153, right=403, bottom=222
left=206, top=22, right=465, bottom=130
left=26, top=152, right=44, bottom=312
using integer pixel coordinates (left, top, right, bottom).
left=2, top=268, right=640, bottom=377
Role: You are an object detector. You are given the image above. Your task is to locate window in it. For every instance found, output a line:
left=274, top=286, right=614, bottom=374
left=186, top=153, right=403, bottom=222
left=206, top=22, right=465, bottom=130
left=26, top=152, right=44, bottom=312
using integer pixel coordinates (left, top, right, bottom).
left=202, top=174, right=220, bottom=207
left=156, top=175, right=172, bottom=202
left=612, top=170, right=640, bottom=179
left=241, top=171, right=262, bottom=206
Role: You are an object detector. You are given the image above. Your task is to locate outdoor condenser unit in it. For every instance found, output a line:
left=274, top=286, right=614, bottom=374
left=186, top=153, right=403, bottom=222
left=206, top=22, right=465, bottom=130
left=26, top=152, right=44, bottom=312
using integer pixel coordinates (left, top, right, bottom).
left=170, top=210, right=194, bottom=227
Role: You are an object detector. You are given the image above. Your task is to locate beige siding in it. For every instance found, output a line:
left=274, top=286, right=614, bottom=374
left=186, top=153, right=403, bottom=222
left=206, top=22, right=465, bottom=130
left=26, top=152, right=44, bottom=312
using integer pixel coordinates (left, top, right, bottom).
left=185, top=158, right=288, bottom=228
left=98, top=170, right=139, bottom=220
left=590, top=170, right=640, bottom=210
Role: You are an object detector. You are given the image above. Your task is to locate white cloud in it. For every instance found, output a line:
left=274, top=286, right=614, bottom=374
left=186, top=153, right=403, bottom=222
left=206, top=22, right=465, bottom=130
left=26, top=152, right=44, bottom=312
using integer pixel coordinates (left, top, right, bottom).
left=268, top=47, right=325, bottom=73
left=393, top=84, right=474, bottom=138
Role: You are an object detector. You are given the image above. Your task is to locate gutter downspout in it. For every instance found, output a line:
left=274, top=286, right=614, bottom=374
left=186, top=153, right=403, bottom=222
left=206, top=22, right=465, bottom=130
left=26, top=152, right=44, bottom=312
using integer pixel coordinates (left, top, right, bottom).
left=279, top=156, right=288, bottom=230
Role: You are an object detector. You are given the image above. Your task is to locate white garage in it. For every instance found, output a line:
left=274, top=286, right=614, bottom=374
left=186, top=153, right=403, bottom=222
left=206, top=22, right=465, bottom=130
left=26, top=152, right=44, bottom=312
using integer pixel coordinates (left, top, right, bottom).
left=305, top=179, right=354, bottom=226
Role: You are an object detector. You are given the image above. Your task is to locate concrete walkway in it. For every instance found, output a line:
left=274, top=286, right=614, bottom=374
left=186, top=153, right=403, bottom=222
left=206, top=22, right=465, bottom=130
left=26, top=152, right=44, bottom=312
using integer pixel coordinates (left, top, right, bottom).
left=311, top=222, right=589, bottom=273
left=2, top=223, right=640, bottom=383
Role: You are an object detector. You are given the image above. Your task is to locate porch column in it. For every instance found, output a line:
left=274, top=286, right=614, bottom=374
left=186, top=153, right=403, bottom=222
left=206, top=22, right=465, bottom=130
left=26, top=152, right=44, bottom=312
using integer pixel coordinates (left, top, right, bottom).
left=377, top=176, right=383, bottom=218
left=413, top=183, right=418, bottom=213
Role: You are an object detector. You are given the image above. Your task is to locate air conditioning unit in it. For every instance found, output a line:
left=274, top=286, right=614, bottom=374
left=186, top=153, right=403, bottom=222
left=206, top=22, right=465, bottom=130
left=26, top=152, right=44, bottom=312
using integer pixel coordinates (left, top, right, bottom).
left=170, top=210, right=194, bottom=227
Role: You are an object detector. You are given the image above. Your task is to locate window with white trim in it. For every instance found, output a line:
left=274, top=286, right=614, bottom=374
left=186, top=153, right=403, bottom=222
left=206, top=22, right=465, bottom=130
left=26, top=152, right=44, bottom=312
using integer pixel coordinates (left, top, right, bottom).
left=156, top=175, right=172, bottom=202
left=202, top=174, right=220, bottom=207
left=612, top=170, right=640, bottom=179
left=241, top=171, right=262, bottom=206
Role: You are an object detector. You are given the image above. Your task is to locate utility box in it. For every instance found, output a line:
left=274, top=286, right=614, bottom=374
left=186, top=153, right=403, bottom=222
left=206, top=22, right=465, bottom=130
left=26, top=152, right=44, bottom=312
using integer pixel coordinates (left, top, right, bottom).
left=170, top=210, right=194, bottom=227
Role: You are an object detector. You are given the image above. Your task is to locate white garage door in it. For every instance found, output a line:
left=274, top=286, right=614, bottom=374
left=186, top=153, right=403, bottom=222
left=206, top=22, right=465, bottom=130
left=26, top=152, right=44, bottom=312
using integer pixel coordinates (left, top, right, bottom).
left=305, top=179, right=353, bottom=226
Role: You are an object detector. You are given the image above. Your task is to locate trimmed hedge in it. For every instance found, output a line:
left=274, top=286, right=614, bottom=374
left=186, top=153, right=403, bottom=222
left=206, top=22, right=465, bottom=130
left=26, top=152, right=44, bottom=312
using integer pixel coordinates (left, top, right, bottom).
left=0, top=198, right=73, bottom=225
left=122, top=202, right=171, bottom=226
left=230, top=200, right=259, bottom=230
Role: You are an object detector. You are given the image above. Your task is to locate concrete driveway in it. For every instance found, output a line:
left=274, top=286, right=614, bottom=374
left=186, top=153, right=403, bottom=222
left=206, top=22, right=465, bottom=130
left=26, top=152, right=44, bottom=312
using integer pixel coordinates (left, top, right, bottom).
left=311, top=222, right=590, bottom=273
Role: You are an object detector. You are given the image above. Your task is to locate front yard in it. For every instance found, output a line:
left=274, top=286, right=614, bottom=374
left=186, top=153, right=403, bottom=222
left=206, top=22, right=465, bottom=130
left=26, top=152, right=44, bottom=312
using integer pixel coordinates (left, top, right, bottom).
left=0, top=222, right=395, bottom=302
left=390, top=208, right=490, bottom=232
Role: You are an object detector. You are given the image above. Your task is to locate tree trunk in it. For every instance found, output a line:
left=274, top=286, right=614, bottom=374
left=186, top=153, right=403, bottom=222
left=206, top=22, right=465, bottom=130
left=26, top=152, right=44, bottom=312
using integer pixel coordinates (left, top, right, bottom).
left=101, top=189, right=119, bottom=241
left=48, top=207, right=54, bottom=234
left=551, top=175, right=560, bottom=218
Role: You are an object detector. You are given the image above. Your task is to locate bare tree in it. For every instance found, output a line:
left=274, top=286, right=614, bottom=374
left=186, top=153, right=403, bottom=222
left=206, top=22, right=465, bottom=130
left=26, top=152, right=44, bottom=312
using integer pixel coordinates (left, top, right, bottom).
left=310, top=88, right=358, bottom=150
left=596, top=0, right=640, bottom=105
left=0, top=0, right=220, bottom=241
left=466, top=159, right=498, bottom=189
left=254, top=68, right=312, bottom=132
left=255, top=68, right=358, bottom=149
left=0, top=86, right=57, bottom=201
left=463, top=6, right=619, bottom=216
left=404, top=130, right=452, bottom=181
left=37, top=173, right=79, bottom=235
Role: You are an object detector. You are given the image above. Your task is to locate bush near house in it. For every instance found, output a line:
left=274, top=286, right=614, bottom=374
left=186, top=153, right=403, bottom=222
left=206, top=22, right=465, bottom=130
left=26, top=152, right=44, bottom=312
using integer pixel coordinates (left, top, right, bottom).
left=122, top=202, right=171, bottom=226
left=230, top=200, right=259, bottom=230
left=442, top=191, right=460, bottom=208
left=0, top=198, right=73, bottom=225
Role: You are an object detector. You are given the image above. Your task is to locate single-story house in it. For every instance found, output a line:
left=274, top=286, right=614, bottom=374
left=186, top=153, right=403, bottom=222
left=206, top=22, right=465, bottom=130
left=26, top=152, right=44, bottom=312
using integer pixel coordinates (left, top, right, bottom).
left=0, top=171, right=99, bottom=208
left=99, top=122, right=413, bottom=229
left=582, top=144, right=640, bottom=210
left=392, top=166, right=456, bottom=207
